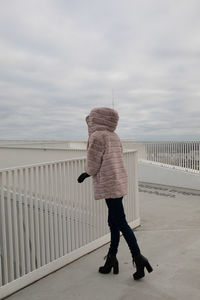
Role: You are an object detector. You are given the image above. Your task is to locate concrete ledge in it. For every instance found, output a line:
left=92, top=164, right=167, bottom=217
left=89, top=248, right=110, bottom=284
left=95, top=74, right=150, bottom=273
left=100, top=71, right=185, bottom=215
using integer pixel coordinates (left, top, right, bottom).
left=138, top=160, right=200, bottom=191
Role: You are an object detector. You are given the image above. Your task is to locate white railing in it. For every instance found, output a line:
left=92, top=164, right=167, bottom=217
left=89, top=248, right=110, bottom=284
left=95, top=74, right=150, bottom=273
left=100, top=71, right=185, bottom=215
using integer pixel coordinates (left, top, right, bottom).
left=0, top=150, right=139, bottom=299
left=143, top=141, right=200, bottom=172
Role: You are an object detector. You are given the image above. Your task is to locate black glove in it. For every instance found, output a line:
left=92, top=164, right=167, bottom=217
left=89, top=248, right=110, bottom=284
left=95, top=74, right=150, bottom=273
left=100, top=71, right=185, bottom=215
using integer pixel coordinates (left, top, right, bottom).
left=77, top=172, right=90, bottom=183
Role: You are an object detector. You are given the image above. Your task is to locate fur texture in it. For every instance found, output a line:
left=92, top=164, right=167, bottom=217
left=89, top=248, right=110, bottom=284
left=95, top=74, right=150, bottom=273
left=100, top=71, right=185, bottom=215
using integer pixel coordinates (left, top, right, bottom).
left=85, top=107, right=128, bottom=200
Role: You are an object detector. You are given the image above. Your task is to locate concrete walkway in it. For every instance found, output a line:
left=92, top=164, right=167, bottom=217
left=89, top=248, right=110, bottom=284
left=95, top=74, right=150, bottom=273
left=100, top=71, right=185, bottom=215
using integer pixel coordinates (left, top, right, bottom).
left=6, top=183, right=200, bottom=300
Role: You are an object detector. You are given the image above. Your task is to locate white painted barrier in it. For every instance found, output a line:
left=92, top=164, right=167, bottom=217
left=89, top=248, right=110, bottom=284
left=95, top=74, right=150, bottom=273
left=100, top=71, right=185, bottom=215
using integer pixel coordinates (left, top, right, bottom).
left=0, top=150, right=139, bottom=299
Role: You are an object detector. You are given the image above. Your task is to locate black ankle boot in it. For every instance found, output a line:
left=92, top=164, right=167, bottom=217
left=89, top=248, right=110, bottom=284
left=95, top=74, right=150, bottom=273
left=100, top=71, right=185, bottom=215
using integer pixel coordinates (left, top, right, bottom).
left=99, top=254, right=119, bottom=274
left=133, top=254, right=153, bottom=280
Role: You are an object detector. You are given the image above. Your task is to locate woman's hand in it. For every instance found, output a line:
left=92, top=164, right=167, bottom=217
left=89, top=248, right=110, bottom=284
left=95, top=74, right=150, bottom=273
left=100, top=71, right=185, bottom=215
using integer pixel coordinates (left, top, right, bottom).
left=77, top=172, right=90, bottom=183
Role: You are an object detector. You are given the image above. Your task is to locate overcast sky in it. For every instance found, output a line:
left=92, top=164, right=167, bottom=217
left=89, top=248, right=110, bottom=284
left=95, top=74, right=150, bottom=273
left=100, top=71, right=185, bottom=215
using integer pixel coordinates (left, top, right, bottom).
left=0, top=0, right=200, bottom=141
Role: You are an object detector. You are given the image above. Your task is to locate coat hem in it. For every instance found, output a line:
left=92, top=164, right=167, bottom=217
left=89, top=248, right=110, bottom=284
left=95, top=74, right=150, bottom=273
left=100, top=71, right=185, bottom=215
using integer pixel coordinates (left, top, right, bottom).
left=94, top=192, right=128, bottom=200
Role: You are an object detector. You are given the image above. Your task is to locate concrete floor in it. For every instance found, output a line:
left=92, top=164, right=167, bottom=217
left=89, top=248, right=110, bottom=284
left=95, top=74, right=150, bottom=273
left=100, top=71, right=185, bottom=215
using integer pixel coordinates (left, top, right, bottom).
left=6, top=183, right=200, bottom=300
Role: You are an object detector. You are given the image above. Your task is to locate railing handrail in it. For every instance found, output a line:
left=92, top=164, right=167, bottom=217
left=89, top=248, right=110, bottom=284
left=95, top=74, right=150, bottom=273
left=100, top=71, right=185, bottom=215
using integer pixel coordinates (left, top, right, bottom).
left=0, top=156, right=87, bottom=172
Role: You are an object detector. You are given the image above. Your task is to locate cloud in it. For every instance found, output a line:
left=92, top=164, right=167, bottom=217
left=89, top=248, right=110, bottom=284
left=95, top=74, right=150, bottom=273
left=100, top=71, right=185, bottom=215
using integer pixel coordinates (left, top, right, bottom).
left=0, top=0, right=200, bottom=141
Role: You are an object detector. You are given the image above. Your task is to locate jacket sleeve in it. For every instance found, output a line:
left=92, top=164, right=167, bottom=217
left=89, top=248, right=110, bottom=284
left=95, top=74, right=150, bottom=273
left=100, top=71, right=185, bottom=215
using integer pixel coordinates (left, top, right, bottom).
left=85, top=133, right=105, bottom=176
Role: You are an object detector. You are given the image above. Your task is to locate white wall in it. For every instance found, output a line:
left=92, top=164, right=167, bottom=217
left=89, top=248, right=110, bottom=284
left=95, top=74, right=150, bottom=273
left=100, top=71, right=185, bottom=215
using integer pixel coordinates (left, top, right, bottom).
left=138, top=160, right=200, bottom=191
left=0, top=140, right=142, bottom=169
left=0, top=148, right=86, bottom=169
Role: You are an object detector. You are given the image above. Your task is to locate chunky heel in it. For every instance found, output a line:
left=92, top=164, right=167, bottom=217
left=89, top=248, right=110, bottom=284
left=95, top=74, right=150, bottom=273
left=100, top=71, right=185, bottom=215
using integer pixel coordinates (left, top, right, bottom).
left=113, top=261, right=119, bottom=274
left=133, top=254, right=153, bottom=280
left=99, top=254, right=119, bottom=275
left=145, top=261, right=153, bottom=273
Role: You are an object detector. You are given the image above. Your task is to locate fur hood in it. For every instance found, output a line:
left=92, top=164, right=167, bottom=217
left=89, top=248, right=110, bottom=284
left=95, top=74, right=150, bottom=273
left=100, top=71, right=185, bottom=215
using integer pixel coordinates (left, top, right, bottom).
left=87, top=107, right=119, bottom=137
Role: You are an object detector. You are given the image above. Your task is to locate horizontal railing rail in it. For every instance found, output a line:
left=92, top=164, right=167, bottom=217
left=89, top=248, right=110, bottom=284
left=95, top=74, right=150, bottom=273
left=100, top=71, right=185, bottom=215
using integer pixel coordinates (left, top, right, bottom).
left=0, top=150, right=139, bottom=299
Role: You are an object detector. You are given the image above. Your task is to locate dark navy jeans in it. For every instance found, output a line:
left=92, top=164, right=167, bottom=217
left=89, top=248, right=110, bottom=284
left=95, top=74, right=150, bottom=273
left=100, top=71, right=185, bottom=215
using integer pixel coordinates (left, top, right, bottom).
left=105, top=197, right=140, bottom=258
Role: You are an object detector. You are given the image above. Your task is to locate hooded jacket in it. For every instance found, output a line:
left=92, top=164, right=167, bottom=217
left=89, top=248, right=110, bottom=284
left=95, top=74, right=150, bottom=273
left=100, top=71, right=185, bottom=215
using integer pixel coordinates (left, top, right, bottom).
left=85, top=107, right=128, bottom=200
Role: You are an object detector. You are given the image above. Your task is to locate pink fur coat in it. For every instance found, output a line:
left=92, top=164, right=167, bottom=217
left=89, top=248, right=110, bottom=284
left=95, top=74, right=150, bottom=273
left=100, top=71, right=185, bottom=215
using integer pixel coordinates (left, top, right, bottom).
left=85, top=107, right=128, bottom=200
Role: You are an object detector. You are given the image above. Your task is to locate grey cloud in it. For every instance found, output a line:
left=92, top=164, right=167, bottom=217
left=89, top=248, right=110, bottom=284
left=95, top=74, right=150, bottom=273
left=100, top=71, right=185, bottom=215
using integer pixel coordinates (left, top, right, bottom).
left=0, top=0, right=200, bottom=140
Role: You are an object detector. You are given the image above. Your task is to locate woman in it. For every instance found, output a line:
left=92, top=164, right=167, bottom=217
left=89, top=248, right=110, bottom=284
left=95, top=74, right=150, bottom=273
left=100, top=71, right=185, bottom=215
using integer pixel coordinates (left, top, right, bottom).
left=77, top=107, right=153, bottom=280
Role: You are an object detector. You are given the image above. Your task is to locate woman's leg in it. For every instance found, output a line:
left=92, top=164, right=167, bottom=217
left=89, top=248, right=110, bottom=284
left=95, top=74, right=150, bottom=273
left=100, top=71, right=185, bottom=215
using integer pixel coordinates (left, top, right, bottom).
left=106, top=197, right=141, bottom=258
left=105, top=198, right=120, bottom=255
